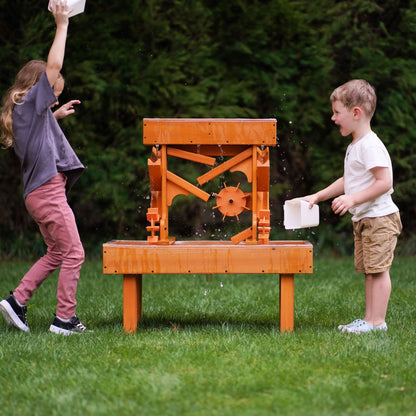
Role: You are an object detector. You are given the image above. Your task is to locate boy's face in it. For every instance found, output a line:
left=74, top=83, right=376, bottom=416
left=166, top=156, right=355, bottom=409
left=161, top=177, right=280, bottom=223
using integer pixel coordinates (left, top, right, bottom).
left=331, top=100, right=355, bottom=137
left=51, top=77, right=64, bottom=108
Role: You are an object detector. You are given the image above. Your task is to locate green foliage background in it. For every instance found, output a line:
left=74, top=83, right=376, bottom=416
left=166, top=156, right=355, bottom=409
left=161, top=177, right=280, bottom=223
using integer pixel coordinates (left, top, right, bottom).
left=1, top=0, right=415, bottom=257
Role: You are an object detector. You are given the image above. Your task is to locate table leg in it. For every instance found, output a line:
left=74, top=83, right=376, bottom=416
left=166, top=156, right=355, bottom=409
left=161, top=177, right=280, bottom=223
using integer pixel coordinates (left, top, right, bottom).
left=123, top=274, right=142, bottom=333
left=279, top=273, right=294, bottom=332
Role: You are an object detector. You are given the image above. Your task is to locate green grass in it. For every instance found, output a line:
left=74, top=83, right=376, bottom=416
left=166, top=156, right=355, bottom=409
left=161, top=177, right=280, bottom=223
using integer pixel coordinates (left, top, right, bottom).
left=0, top=257, right=415, bottom=415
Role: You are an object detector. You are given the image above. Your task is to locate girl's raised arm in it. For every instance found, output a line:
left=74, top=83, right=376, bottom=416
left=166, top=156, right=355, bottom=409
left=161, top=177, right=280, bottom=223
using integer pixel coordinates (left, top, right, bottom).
left=46, top=0, right=72, bottom=86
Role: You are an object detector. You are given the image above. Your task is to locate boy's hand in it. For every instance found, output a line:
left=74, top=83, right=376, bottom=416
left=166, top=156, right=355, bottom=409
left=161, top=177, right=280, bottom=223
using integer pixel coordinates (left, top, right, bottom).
left=331, top=195, right=354, bottom=216
left=286, top=195, right=319, bottom=209
left=300, top=194, right=320, bottom=209
left=53, top=100, right=81, bottom=120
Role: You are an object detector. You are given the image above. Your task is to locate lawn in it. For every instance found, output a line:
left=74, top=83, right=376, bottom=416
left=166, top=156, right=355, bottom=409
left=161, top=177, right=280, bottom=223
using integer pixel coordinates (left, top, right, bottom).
left=0, top=256, right=415, bottom=415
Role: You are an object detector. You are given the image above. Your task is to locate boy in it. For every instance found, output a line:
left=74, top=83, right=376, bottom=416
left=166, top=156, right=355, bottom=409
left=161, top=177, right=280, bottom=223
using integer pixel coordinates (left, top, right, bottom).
left=298, top=79, right=402, bottom=334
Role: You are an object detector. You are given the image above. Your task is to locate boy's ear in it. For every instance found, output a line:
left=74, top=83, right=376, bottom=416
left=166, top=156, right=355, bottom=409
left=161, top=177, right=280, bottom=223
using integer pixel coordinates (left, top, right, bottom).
left=352, top=106, right=363, bottom=119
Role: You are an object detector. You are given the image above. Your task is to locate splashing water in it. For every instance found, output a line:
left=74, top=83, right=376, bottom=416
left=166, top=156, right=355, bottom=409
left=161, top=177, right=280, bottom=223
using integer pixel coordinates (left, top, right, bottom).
left=218, top=144, right=224, bottom=161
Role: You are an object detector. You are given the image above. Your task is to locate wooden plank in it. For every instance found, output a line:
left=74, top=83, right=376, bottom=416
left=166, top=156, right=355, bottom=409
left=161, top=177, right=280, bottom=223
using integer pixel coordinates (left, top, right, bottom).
left=173, top=145, right=250, bottom=157
left=167, top=147, right=216, bottom=166
left=167, top=171, right=210, bottom=203
left=103, top=240, right=313, bottom=275
left=143, top=118, right=277, bottom=146
left=197, top=147, right=253, bottom=186
left=230, top=226, right=253, bottom=245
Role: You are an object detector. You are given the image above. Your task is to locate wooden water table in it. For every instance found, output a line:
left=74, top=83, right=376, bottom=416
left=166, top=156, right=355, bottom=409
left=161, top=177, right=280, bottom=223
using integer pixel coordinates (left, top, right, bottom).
left=103, top=118, right=313, bottom=332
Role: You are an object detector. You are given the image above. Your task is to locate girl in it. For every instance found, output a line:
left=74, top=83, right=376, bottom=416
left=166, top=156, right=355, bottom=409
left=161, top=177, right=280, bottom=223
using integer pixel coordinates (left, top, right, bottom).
left=0, top=0, right=88, bottom=335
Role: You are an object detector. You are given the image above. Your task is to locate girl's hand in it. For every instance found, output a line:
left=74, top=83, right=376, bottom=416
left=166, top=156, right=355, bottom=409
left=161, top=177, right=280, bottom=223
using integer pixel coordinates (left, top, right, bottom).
left=49, top=0, right=72, bottom=26
left=53, top=100, right=81, bottom=120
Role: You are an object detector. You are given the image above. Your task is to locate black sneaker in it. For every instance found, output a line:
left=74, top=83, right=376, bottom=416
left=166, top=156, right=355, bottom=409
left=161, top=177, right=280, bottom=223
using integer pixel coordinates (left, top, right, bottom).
left=0, top=292, right=30, bottom=332
left=49, top=314, right=89, bottom=335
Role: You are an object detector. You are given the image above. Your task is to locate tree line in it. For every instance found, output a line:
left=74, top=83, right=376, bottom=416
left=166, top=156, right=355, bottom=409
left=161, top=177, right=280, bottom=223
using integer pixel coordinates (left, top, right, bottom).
left=1, top=0, right=415, bottom=258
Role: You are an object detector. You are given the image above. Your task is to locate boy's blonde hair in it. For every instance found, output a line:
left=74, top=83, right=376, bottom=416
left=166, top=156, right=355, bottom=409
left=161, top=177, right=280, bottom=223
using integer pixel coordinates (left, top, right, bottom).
left=0, top=60, right=47, bottom=149
left=330, top=79, right=377, bottom=118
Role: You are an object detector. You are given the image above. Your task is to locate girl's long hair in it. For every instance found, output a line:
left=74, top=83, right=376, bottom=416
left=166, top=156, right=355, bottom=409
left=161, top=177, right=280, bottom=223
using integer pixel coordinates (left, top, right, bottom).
left=0, top=60, right=47, bottom=149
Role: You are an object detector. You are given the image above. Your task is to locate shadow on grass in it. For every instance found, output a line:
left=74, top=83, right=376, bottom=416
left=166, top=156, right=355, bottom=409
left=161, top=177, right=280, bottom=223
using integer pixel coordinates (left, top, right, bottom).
left=141, top=316, right=280, bottom=331
left=87, top=308, right=337, bottom=333
left=90, top=312, right=284, bottom=332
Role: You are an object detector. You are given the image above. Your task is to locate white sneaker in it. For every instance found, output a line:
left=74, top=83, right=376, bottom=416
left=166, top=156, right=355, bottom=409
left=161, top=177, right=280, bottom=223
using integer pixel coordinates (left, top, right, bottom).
left=344, top=320, right=373, bottom=334
left=373, top=322, right=388, bottom=332
left=337, top=319, right=364, bottom=331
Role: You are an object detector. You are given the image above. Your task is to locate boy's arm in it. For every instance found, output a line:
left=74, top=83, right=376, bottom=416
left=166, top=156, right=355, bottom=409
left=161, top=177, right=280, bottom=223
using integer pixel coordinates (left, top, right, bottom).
left=332, top=166, right=392, bottom=216
left=46, top=0, right=71, bottom=86
left=301, top=177, right=345, bottom=208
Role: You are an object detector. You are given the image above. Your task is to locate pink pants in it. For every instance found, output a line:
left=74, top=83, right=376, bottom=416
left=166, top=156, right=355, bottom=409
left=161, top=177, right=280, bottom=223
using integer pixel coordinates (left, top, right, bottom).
left=14, top=173, right=84, bottom=319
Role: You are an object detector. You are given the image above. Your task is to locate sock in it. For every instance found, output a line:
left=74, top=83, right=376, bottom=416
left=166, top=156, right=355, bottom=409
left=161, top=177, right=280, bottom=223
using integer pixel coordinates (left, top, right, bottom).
left=56, top=316, right=71, bottom=323
left=14, top=296, right=26, bottom=307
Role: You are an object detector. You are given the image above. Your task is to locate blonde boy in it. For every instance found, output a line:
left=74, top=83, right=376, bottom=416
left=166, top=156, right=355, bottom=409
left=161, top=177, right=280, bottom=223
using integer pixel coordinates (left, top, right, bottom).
left=301, top=79, right=402, bottom=333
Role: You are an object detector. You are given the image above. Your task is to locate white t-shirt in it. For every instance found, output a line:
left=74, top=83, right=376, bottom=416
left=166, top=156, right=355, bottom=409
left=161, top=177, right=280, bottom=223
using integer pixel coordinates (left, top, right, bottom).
left=344, top=131, right=399, bottom=221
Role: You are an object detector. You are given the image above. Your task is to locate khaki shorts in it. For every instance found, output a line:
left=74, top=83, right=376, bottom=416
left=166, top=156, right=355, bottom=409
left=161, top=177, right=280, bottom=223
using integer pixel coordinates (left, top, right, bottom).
left=353, top=212, right=402, bottom=274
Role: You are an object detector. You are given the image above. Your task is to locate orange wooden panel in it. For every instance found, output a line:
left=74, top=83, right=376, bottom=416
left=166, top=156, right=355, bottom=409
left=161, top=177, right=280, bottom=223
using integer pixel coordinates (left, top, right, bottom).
left=143, top=118, right=277, bottom=146
left=229, top=157, right=253, bottom=183
left=103, top=240, right=313, bottom=275
left=148, top=158, right=162, bottom=191
left=256, top=159, right=270, bottom=192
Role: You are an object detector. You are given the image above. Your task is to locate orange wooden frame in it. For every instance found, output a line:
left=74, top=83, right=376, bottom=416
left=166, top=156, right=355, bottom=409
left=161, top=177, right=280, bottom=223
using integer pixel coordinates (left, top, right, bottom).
left=144, top=118, right=276, bottom=245
left=102, top=118, right=313, bottom=333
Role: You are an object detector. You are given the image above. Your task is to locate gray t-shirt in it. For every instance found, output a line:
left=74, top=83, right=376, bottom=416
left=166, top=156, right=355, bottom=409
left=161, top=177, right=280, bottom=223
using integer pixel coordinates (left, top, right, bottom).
left=13, top=71, right=85, bottom=199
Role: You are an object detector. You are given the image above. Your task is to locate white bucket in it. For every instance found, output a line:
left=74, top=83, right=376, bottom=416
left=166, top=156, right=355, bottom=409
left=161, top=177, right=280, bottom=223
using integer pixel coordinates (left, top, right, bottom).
left=284, top=199, right=319, bottom=230
left=48, top=0, right=86, bottom=17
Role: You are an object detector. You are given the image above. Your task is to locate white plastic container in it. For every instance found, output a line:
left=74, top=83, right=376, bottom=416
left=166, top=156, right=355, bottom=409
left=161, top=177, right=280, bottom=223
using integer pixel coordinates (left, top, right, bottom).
left=283, top=199, right=319, bottom=230
left=48, top=0, right=86, bottom=18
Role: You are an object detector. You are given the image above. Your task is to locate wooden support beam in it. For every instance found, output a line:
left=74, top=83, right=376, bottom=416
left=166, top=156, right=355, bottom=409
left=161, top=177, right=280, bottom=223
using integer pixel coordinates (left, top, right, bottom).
left=279, top=274, right=294, bottom=332
left=230, top=226, right=253, bottom=245
left=123, top=274, right=142, bottom=333
left=166, top=170, right=210, bottom=205
left=197, top=147, right=253, bottom=186
left=167, top=147, right=216, bottom=166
